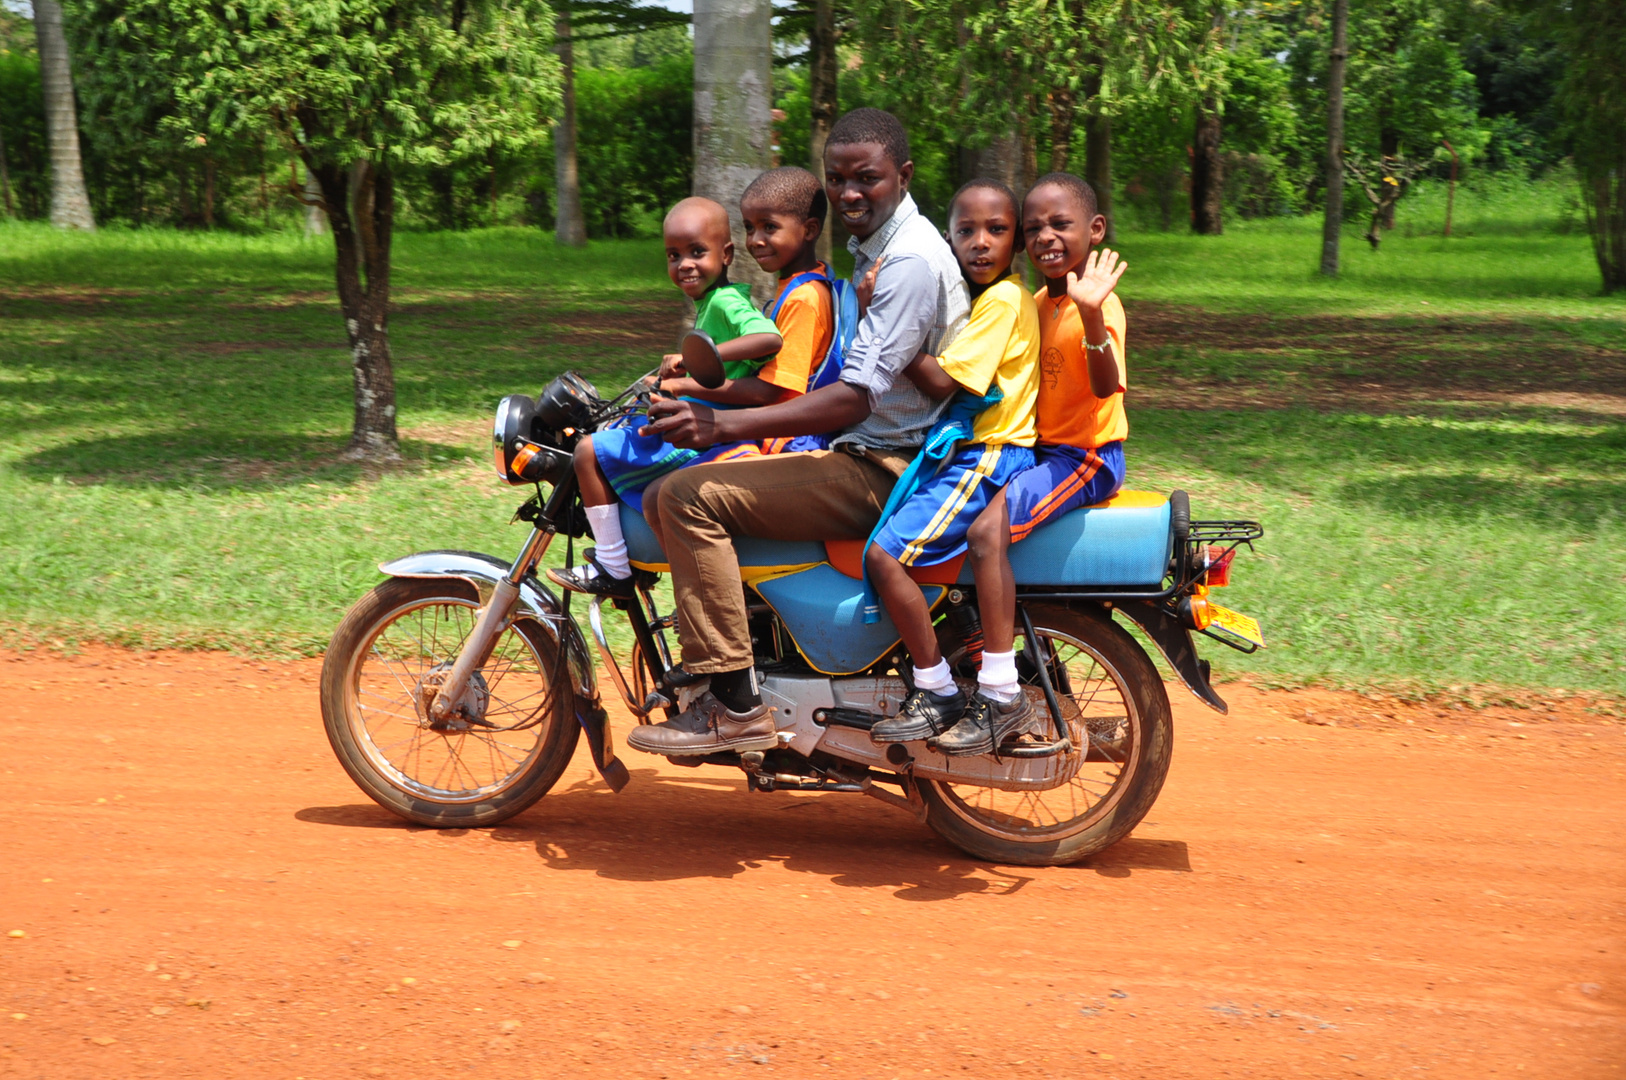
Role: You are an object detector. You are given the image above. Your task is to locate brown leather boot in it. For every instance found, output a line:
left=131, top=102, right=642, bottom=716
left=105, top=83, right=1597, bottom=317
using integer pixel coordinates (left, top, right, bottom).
left=625, top=692, right=777, bottom=756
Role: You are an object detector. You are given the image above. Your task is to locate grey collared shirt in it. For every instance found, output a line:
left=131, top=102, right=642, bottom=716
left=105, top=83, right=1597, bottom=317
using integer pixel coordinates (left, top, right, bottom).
left=833, top=194, right=971, bottom=451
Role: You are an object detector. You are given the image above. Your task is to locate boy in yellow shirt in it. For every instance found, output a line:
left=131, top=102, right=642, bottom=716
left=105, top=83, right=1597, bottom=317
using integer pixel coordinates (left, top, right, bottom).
left=863, top=179, right=1042, bottom=751
left=933, top=172, right=1127, bottom=755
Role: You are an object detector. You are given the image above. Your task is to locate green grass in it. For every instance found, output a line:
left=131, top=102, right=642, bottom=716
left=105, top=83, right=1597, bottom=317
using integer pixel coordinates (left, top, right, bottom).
left=1, top=213, right=1623, bottom=701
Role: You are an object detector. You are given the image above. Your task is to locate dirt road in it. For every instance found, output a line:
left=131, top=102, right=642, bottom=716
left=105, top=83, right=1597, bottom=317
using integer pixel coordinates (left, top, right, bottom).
left=1, top=647, right=1622, bottom=1079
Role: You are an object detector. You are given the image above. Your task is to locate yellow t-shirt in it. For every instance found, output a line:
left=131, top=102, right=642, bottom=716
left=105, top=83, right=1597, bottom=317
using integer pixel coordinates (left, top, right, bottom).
left=934, top=275, right=1040, bottom=448
left=1033, top=288, right=1127, bottom=448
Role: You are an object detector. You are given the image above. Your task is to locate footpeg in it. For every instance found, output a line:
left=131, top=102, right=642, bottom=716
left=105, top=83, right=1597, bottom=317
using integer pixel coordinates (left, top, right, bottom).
left=641, top=690, right=673, bottom=714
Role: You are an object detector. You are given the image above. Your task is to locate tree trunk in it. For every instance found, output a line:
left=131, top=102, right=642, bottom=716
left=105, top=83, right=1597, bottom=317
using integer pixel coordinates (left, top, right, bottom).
left=1320, top=0, right=1349, bottom=277
left=34, top=0, right=94, bottom=231
left=1378, top=125, right=1400, bottom=229
left=809, top=0, right=838, bottom=264
left=203, top=155, right=216, bottom=229
left=1579, top=156, right=1626, bottom=294
left=553, top=6, right=588, bottom=247
left=302, top=163, right=327, bottom=236
left=693, top=0, right=774, bottom=302
left=1191, top=96, right=1223, bottom=234
left=310, top=158, right=401, bottom=461
left=1048, top=89, right=1075, bottom=173
left=1084, top=113, right=1113, bottom=242
left=0, top=126, right=14, bottom=219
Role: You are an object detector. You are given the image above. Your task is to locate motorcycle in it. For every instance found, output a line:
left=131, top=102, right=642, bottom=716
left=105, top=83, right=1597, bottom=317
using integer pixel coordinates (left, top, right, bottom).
left=319, top=346, right=1265, bottom=866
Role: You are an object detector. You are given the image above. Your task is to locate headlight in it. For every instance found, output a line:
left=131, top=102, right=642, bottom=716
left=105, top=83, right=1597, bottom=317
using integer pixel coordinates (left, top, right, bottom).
left=492, top=395, right=572, bottom=486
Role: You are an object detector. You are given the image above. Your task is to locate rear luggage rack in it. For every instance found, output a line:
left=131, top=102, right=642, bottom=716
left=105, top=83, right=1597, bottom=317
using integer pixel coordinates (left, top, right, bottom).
left=1189, top=519, right=1265, bottom=544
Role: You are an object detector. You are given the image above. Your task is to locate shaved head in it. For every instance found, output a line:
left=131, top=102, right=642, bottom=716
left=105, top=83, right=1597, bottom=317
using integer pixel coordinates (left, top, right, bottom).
left=664, top=197, right=732, bottom=247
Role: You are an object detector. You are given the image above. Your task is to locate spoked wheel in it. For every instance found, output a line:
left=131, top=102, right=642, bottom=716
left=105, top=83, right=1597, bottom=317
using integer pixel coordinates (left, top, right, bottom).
left=320, top=576, right=580, bottom=827
left=918, top=602, right=1172, bottom=866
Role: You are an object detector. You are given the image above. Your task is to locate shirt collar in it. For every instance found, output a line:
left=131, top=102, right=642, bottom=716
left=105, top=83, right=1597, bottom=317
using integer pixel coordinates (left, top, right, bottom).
left=848, top=193, right=920, bottom=261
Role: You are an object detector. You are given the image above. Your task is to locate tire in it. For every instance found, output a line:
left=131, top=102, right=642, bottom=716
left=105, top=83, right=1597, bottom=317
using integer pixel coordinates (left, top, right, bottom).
left=320, top=576, right=580, bottom=827
left=917, top=603, right=1173, bottom=866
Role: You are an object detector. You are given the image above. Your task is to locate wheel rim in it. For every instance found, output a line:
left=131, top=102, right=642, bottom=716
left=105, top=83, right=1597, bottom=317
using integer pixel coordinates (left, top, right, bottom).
left=935, top=622, right=1142, bottom=843
left=345, top=594, right=560, bottom=804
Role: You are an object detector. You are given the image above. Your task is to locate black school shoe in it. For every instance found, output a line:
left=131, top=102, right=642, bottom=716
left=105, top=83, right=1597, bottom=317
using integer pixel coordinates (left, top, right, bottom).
left=868, top=686, right=968, bottom=744
left=545, top=548, right=654, bottom=600
left=930, top=690, right=1041, bottom=757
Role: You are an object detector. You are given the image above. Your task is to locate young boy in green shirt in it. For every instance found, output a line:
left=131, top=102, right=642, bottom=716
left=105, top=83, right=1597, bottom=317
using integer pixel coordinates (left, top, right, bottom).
left=549, top=197, right=783, bottom=599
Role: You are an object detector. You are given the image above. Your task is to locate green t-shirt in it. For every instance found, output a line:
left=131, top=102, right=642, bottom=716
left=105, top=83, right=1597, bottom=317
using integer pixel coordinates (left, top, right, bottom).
left=694, top=282, right=780, bottom=381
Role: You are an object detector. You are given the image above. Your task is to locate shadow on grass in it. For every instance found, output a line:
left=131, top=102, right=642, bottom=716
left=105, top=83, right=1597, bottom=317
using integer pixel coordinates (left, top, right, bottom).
left=1335, top=472, right=1626, bottom=529
left=13, top=430, right=478, bottom=490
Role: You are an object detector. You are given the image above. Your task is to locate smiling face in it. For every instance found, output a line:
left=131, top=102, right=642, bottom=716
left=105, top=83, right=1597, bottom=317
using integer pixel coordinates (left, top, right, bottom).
left=949, top=186, right=1020, bottom=288
left=663, top=198, right=734, bottom=300
left=822, top=142, right=913, bottom=241
left=1023, top=182, right=1106, bottom=285
left=741, top=198, right=820, bottom=275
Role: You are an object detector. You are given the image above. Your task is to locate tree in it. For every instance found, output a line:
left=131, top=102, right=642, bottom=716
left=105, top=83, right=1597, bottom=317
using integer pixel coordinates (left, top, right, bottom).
left=1320, top=0, right=1348, bottom=276
left=553, top=2, right=689, bottom=247
left=694, top=0, right=774, bottom=300
left=33, top=0, right=93, bottom=229
left=1189, top=4, right=1228, bottom=235
left=850, top=0, right=1208, bottom=237
left=773, top=0, right=853, bottom=260
left=1551, top=0, right=1626, bottom=292
left=75, top=0, right=557, bottom=461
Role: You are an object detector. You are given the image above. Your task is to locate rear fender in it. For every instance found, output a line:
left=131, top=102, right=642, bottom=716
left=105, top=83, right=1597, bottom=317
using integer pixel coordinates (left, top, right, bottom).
left=1116, top=600, right=1228, bottom=715
left=378, top=551, right=628, bottom=792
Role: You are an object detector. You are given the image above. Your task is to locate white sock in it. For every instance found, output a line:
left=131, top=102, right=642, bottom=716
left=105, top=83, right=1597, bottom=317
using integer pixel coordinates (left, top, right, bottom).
left=978, top=649, right=1020, bottom=703
left=912, top=659, right=955, bottom=695
left=584, top=503, right=631, bottom=579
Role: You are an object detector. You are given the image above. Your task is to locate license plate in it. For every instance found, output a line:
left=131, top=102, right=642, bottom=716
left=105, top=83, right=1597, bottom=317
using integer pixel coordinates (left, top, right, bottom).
left=1208, top=603, right=1265, bottom=648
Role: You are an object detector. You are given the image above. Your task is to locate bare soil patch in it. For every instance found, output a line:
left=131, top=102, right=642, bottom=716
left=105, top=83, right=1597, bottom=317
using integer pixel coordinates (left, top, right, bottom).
left=2, top=646, right=1622, bottom=1079
left=1129, top=302, right=1626, bottom=413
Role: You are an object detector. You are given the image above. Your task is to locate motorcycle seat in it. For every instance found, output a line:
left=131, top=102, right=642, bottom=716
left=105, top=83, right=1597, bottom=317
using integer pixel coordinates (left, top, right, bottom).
left=622, top=491, right=1171, bottom=588
left=823, top=490, right=1172, bottom=587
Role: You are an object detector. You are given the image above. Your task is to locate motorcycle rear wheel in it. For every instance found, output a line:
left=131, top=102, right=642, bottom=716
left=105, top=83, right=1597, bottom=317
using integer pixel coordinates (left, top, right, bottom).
left=917, top=603, right=1172, bottom=866
left=320, top=576, right=580, bottom=827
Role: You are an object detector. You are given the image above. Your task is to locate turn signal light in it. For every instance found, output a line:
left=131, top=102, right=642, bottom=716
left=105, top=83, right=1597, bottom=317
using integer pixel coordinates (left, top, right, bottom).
left=1179, top=586, right=1214, bottom=631
left=1204, top=545, right=1235, bottom=588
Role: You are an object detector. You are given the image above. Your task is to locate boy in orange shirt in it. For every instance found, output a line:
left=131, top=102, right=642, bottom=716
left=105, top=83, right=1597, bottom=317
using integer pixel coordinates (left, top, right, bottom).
left=937, top=172, right=1127, bottom=753
left=639, top=166, right=838, bottom=550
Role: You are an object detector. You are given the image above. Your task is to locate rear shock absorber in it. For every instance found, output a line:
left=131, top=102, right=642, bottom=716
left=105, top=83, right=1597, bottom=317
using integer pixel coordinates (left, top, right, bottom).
left=943, top=589, right=985, bottom=670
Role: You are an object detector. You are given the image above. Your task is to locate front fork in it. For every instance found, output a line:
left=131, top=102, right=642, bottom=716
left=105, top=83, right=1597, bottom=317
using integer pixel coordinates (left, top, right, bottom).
left=427, top=525, right=556, bottom=722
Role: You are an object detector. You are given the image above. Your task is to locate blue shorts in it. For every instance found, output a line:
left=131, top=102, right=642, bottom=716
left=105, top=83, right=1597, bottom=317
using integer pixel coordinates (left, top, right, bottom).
left=593, top=419, right=758, bottom=513
left=1006, top=441, right=1126, bottom=543
left=872, top=443, right=1035, bottom=566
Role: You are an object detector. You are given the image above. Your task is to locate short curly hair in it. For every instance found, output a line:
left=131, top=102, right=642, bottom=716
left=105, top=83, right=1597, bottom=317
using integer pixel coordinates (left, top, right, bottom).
left=742, top=166, right=828, bottom=222
left=826, top=108, right=911, bottom=168
left=951, top=177, right=1021, bottom=222
left=1026, top=172, right=1099, bottom=219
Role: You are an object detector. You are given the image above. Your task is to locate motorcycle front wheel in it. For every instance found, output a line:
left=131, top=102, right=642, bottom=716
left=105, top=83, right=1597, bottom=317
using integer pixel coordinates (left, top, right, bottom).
left=320, top=576, right=581, bottom=827
left=917, top=602, right=1173, bottom=867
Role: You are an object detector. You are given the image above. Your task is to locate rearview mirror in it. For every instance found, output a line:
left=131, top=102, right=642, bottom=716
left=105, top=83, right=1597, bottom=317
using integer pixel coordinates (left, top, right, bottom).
left=679, top=329, right=726, bottom=389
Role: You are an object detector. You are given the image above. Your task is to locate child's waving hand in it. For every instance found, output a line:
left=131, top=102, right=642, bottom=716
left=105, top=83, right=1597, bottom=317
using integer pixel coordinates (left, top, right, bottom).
left=1065, top=248, right=1127, bottom=314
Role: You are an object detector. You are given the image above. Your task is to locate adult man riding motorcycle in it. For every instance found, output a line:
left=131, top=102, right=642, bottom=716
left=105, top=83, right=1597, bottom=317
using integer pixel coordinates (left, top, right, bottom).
left=628, top=107, right=970, bottom=756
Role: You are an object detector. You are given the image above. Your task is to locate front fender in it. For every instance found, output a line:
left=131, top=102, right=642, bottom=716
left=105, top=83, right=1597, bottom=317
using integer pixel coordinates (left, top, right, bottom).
left=378, top=550, right=595, bottom=700
left=380, top=550, right=629, bottom=792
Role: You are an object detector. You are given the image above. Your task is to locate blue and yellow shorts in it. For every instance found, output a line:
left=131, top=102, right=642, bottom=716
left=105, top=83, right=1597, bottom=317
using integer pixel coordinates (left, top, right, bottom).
left=593, top=418, right=760, bottom=514
left=1006, top=441, right=1126, bottom=543
left=872, top=442, right=1035, bottom=567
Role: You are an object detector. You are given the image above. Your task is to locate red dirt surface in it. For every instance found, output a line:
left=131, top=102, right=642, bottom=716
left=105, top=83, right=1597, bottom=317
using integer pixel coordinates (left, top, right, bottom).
left=2, top=647, right=1622, bottom=1080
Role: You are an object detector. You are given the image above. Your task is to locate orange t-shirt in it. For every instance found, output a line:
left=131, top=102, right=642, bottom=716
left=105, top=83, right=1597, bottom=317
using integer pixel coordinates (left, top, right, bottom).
left=756, top=264, right=835, bottom=396
left=1032, top=287, right=1127, bottom=447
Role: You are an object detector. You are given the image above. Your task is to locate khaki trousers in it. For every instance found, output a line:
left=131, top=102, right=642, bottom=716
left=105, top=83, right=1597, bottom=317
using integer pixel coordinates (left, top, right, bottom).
left=656, top=447, right=912, bottom=673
